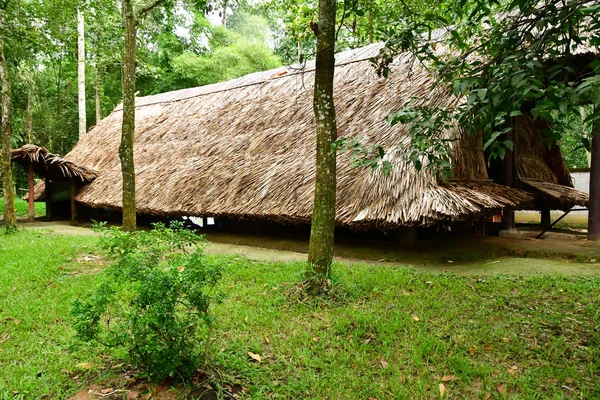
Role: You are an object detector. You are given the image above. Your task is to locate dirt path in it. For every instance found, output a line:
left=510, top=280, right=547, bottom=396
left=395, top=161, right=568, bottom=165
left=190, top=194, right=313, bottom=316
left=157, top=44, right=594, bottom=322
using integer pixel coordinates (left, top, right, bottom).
left=20, top=220, right=600, bottom=276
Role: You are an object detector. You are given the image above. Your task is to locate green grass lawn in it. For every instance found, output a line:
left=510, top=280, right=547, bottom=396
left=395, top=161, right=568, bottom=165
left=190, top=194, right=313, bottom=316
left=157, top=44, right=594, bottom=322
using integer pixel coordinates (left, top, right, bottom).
left=0, top=230, right=105, bottom=399
left=0, top=230, right=599, bottom=399
left=0, top=197, right=45, bottom=218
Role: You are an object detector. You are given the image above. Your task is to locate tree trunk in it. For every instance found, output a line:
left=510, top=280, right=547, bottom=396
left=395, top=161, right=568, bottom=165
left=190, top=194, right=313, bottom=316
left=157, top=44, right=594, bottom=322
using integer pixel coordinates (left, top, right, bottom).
left=95, top=61, right=102, bottom=125
left=120, top=0, right=137, bottom=231
left=25, top=89, right=33, bottom=143
left=368, top=0, right=374, bottom=44
left=0, top=9, right=16, bottom=231
left=588, top=112, right=600, bottom=240
left=77, top=8, right=86, bottom=138
left=221, top=0, right=228, bottom=26
left=307, top=0, right=337, bottom=285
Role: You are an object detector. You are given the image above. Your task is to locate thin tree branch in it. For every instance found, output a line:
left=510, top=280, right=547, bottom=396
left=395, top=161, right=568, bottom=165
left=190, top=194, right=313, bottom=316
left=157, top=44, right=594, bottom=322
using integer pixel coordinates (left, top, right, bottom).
left=136, top=0, right=167, bottom=19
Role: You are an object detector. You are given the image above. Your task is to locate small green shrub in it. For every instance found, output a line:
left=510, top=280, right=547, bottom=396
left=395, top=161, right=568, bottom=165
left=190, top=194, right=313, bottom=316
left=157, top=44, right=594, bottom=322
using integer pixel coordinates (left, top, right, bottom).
left=71, top=222, right=222, bottom=379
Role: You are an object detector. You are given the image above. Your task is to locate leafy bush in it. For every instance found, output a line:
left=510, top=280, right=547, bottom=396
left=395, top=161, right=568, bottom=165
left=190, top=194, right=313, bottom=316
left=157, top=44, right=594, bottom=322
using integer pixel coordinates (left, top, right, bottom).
left=71, top=222, right=222, bottom=378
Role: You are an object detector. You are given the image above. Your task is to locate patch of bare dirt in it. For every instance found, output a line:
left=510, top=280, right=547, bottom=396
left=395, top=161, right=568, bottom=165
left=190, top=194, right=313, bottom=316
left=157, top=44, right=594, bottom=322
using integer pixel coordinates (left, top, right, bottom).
left=68, top=371, right=244, bottom=400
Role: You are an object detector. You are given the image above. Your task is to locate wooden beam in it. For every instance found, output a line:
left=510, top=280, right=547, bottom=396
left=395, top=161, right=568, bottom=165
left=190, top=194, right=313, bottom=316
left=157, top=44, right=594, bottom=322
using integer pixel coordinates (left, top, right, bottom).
left=27, top=163, right=34, bottom=222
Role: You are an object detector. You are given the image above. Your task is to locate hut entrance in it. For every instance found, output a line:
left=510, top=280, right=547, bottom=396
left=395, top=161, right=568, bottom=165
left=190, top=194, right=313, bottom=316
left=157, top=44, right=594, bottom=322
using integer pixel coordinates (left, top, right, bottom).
left=10, top=145, right=98, bottom=222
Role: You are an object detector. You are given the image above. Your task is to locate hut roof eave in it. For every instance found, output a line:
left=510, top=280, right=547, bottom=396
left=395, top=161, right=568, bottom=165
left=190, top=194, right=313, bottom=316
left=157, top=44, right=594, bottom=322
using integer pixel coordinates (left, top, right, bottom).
left=11, top=144, right=99, bottom=182
left=519, top=179, right=589, bottom=210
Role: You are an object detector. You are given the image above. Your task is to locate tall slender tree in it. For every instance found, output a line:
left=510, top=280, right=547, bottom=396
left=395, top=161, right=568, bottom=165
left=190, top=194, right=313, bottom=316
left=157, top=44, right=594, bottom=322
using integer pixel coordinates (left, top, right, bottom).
left=120, top=0, right=168, bottom=232
left=77, top=6, right=86, bottom=138
left=0, top=4, right=16, bottom=231
left=307, top=0, right=337, bottom=288
left=120, top=0, right=137, bottom=231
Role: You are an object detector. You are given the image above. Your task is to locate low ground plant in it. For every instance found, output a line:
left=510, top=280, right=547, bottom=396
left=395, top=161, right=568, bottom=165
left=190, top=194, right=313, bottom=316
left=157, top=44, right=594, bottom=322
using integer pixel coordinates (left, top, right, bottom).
left=70, top=222, right=222, bottom=379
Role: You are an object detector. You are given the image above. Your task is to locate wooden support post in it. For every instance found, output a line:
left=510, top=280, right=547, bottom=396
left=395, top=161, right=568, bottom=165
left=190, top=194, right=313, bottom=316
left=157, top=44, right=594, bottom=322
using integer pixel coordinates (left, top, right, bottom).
left=474, top=217, right=486, bottom=236
left=541, top=209, right=551, bottom=226
left=70, top=181, right=77, bottom=222
left=45, top=178, right=52, bottom=220
left=399, top=226, right=417, bottom=246
left=502, top=130, right=516, bottom=231
left=27, top=163, right=34, bottom=222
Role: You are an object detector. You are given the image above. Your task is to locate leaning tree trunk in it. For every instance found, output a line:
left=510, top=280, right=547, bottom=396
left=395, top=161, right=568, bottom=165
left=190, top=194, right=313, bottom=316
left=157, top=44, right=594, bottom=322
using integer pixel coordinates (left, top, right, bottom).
left=77, top=7, right=86, bottom=138
left=0, top=9, right=16, bottom=231
left=120, top=0, right=137, bottom=231
left=588, top=110, right=600, bottom=241
left=307, top=0, right=337, bottom=286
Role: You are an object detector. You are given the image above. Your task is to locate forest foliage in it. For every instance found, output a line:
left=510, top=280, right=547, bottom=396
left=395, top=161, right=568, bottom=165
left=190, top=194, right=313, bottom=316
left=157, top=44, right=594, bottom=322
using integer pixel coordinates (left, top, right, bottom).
left=1, top=0, right=594, bottom=195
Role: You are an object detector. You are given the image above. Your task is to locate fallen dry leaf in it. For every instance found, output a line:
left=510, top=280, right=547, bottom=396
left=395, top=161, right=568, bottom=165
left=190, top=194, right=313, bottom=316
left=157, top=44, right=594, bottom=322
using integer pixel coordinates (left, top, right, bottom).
left=484, top=393, right=491, bottom=400
left=469, top=346, right=477, bottom=355
left=412, top=315, right=420, bottom=321
left=441, top=375, right=458, bottom=382
left=248, top=352, right=262, bottom=363
left=380, top=360, right=389, bottom=369
left=265, top=336, right=270, bottom=344
left=497, top=383, right=506, bottom=394
left=502, top=337, right=510, bottom=343
left=178, top=266, right=185, bottom=273
left=565, top=377, right=574, bottom=384
left=312, top=337, right=319, bottom=342
left=508, top=365, right=519, bottom=375
left=100, top=388, right=114, bottom=394
left=439, top=383, right=446, bottom=397
left=13, top=319, right=20, bottom=326
left=76, top=362, right=93, bottom=370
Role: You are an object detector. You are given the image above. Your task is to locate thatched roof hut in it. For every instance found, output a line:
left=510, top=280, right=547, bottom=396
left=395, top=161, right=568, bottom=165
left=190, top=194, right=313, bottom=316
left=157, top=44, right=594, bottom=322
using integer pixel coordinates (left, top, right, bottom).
left=31, top=43, right=587, bottom=229
left=11, top=145, right=98, bottom=183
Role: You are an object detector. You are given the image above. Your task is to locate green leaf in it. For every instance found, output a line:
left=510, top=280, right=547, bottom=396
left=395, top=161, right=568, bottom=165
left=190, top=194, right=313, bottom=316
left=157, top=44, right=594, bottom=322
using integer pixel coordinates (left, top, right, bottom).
left=477, top=89, right=488, bottom=101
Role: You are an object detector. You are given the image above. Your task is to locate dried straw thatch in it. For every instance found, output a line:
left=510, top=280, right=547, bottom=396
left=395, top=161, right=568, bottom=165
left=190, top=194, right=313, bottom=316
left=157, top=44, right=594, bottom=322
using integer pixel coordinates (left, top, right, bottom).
left=520, top=179, right=589, bottom=209
left=513, top=114, right=589, bottom=208
left=11, top=144, right=98, bottom=182
left=41, top=43, right=583, bottom=228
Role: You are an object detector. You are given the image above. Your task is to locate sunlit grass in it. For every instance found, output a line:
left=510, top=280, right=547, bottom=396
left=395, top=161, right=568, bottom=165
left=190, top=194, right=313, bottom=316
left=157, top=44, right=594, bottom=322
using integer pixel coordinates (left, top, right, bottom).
left=0, top=197, right=45, bottom=218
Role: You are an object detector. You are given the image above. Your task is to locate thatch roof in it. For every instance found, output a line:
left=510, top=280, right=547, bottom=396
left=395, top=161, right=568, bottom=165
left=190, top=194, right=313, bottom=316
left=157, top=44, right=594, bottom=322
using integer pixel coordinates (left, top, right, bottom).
left=513, top=115, right=589, bottom=209
left=44, top=43, right=584, bottom=228
left=11, top=144, right=98, bottom=182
